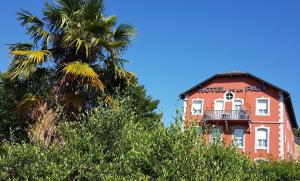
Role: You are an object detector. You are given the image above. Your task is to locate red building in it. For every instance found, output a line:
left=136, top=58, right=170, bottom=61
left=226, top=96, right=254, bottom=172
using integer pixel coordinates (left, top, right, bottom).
left=180, top=72, right=298, bottom=161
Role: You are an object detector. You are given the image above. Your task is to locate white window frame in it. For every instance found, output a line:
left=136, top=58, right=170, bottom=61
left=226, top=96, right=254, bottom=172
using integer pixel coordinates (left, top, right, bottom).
left=191, top=99, right=204, bottom=115
left=232, top=99, right=244, bottom=110
left=255, top=125, right=270, bottom=152
left=214, top=99, right=225, bottom=111
left=255, top=98, right=270, bottom=116
left=210, top=126, right=223, bottom=143
left=232, top=127, right=245, bottom=150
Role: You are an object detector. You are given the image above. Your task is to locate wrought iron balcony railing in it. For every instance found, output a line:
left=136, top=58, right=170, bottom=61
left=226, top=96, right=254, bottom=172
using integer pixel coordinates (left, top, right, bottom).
left=204, top=110, right=251, bottom=120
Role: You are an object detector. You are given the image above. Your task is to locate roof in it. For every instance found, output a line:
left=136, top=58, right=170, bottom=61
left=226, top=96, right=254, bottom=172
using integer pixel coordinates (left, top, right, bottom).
left=179, top=72, right=298, bottom=128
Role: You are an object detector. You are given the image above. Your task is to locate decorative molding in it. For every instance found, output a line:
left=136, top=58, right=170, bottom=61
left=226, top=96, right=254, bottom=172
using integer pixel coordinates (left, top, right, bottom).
left=252, top=121, right=283, bottom=124
left=279, top=92, right=284, bottom=160
left=182, top=95, right=188, bottom=130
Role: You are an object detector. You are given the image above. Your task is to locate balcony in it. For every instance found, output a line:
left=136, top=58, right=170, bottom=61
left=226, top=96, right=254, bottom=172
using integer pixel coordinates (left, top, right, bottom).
left=204, top=110, right=251, bottom=121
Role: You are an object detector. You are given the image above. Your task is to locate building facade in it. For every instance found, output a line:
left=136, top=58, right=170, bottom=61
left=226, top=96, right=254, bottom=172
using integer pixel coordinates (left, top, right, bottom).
left=180, top=72, right=298, bottom=161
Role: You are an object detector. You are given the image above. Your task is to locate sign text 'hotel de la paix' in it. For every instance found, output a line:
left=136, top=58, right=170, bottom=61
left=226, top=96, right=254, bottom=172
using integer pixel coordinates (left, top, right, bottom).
left=199, top=86, right=266, bottom=94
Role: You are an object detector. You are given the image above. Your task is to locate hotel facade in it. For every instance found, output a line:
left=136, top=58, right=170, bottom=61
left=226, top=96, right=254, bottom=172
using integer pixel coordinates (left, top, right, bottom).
left=180, top=72, right=298, bottom=161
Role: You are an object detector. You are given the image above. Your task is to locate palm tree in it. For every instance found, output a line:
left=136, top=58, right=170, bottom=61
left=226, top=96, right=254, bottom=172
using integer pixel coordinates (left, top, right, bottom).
left=5, top=0, right=136, bottom=112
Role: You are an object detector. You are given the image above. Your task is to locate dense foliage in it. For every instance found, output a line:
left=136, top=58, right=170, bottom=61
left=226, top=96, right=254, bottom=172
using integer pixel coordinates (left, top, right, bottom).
left=0, top=97, right=252, bottom=180
left=1, top=97, right=299, bottom=180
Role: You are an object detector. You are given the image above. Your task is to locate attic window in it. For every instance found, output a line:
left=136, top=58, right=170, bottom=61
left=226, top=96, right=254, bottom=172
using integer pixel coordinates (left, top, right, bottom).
left=225, top=92, right=234, bottom=100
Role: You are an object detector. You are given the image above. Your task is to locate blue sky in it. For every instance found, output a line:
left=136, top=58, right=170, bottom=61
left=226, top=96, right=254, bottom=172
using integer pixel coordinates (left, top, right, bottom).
left=0, top=0, right=300, bottom=126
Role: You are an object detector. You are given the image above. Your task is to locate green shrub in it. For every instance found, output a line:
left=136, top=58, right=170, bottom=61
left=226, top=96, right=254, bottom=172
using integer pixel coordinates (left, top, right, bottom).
left=1, top=97, right=299, bottom=180
left=256, top=160, right=300, bottom=181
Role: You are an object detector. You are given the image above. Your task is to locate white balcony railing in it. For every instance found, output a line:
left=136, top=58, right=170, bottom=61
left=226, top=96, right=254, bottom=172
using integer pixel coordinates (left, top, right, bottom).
left=204, top=110, right=251, bottom=120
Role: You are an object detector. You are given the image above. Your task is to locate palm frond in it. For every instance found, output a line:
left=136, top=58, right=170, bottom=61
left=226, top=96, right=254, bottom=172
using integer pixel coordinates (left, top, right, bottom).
left=56, top=0, right=82, bottom=16
left=113, top=24, right=136, bottom=43
left=10, top=50, right=50, bottom=64
left=43, top=2, right=62, bottom=31
left=83, top=0, right=104, bottom=20
left=8, top=43, right=33, bottom=51
left=63, top=33, right=90, bottom=57
left=5, top=50, right=50, bottom=80
left=5, top=61, right=37, bottom=80
left=61, top=61, right=104, bottom=92
left=17, top=10, right=51, bottom=45
left=102, top=15, right=117, bottom=28
left=109, top=61, right=136, bottom=80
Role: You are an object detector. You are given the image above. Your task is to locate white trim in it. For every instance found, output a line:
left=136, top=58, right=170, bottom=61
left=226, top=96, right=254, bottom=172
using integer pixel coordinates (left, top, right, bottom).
left=232, top=98, right=244, bottom=110
left=255, top=125, right=270, bottom=153
left=279, top=92, right=284, bottom=160
left=191, top=98, right=204, bottom=115
left=182, top=95, right=188, bottom=130
left=231, top=126, right=246, bottom=151
left=255, top=97, right=271, bottom=116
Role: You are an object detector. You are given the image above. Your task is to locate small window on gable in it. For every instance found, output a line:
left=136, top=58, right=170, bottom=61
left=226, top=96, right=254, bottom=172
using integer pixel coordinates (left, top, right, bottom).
left=256, top=99, right=270, bottom=116
left=191, top=99, right=203, bottom=115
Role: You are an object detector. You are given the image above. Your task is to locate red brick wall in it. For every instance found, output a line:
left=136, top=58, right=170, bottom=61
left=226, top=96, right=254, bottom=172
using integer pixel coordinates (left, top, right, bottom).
left=183, top=76, right=294, bottom=160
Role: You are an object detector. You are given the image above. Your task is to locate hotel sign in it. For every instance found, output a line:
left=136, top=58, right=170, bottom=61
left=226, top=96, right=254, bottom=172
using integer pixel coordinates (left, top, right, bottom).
left=199, top=86, right=266, bottom=93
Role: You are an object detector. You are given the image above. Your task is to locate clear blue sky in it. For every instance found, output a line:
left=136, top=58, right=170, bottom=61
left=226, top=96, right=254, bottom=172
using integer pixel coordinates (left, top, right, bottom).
left=0, top=0, right=300, bottom=126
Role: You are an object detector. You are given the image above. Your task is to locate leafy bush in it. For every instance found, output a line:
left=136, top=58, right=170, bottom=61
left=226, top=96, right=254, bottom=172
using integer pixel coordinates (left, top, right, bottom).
left=257, top=160, right=300, bottom=181
left=0, top=97, right=299, bottom=180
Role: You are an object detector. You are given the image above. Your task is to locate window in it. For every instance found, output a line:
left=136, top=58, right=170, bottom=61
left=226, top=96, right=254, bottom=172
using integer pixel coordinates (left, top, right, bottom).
left=210, top=127, right=222, bottom=143
left=191, top=99, right=203, bottom=115
left=234, top=100, right=243, bottom=111
left=256, top=128, right=268, bottom=149
left=225, top=92, right=234, bottom=100
left=233, top=128, right=244, bottom=148
left=256, top=99, right=270, bottom=115
left=214, top=100, right=224, bottom=111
